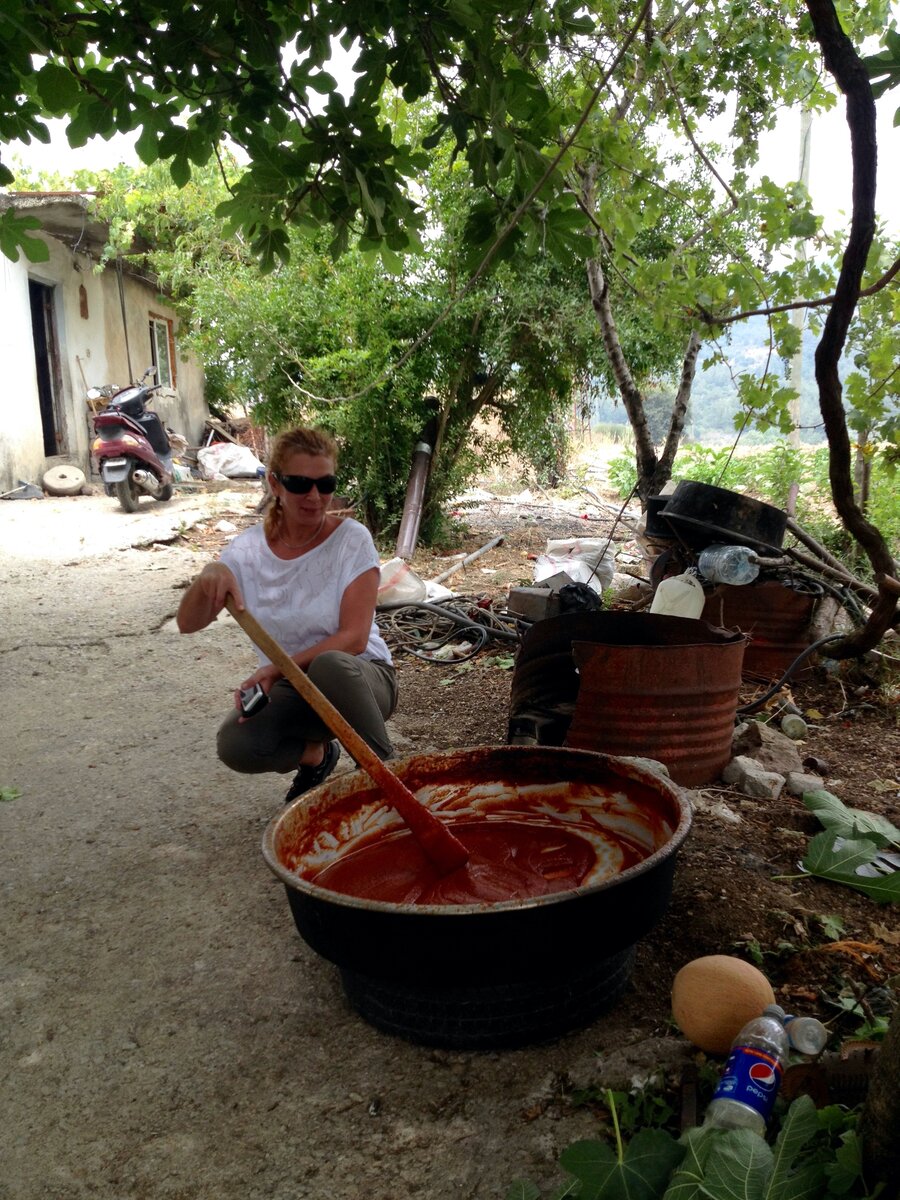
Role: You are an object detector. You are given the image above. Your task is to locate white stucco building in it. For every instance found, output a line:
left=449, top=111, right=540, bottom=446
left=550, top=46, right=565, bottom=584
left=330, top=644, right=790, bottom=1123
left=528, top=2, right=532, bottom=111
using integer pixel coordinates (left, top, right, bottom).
left=0, top=193, right=207, bottom=493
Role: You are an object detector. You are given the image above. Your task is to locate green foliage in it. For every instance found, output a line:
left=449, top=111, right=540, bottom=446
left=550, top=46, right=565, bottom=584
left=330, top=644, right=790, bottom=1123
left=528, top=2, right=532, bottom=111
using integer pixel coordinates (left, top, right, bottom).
left=863, top=27, right=900, bottom=108
left=0, top=0, right=604, bottom=261
left=826, top=994, right=891, bottom=1043
left=569, top=1077, right=681, bottom=1141
left=508, top=1097, right=879, bottom=1200
left=559, top=1129, right=685, bottom=1200
left=0, top=207, right=49, bottom=262
left=67, top=148, right=603, bottom=541
left=0, top=785, right=22, bottom=802
left=796, top=789, right=900, bottom=904
left=801, top=832, right=900, bottom=903
left=4, top=0, right=894, bottom=583
left=803, top=790, right=900, bottom=848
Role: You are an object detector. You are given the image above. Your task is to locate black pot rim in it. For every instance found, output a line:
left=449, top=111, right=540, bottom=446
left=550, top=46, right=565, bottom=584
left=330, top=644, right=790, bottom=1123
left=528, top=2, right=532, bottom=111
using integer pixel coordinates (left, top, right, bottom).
left=261, top=746, right=692, bottom=918
left=660, top=511, right=785, bottom=555
left=659, top=479, right=787, bottom=553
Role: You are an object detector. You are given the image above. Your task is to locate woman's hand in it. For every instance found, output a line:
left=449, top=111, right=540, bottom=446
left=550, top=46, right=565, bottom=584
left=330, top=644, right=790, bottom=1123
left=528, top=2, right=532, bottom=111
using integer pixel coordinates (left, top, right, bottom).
left=233, top=664, right=282, bottom=714
left=196, top=563, right=242, bottom=611
left=176, top=563, right=243, bottom=633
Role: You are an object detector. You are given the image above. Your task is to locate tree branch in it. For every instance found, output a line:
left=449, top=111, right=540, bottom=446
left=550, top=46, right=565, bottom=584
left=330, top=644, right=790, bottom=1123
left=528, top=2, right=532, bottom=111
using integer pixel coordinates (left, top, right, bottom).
left=711, top=255, right=900, bottom=325
left=661, top=59, right=739, bottom=205
left=804, top=0, right=898, bottom=657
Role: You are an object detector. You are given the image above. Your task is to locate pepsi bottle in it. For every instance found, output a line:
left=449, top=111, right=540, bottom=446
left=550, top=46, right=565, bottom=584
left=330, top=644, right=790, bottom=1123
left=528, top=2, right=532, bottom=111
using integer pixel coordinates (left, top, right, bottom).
left=703, top=1005, right=789, bottom=1136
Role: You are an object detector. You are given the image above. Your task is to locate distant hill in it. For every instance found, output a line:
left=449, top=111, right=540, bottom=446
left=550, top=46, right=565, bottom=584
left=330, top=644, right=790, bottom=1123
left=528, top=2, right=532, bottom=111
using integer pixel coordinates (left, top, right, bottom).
left=592, top=315, right=836, bottom=445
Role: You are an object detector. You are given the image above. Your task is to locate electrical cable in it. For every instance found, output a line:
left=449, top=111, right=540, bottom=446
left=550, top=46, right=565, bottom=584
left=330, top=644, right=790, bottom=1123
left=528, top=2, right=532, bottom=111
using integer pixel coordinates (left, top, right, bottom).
left=376, top=597, right=520, bottom=665
left=406, top=623, right=490, bottom=664
left=376, top=599, right=518, bottom=642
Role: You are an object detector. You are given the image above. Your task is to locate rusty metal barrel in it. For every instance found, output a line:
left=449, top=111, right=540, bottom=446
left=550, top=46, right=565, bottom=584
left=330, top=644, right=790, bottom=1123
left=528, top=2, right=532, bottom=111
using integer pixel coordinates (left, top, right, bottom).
left=562, top=613, right=747, bottom=786
left=507, top=613, right=748, bottom=787
left=701, top=579, right=819, bottom=680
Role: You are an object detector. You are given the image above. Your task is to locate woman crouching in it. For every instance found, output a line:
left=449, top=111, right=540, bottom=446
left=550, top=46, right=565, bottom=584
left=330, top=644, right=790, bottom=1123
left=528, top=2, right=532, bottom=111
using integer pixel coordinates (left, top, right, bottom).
left=176, top=426, right=397, bottom=801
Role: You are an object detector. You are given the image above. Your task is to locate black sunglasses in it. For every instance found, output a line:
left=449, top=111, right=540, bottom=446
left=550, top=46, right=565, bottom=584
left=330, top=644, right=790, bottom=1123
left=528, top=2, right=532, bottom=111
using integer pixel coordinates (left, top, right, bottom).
left=275, top=472, right=337, bottom=495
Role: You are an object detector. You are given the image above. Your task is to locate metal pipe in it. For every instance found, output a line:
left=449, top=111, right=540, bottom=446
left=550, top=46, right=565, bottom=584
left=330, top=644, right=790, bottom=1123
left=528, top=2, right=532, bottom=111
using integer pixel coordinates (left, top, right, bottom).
left=394, top=439, right=433, bottom=559
left=428, top=536, right=505, bottom=585
left=116, top=258, right=133, bottom=383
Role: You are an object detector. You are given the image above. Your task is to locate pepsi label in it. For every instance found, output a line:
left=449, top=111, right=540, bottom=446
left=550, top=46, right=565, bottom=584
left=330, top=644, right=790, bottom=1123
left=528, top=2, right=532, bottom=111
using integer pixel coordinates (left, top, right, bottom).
left=711, top=1045, right=784, bottom=1121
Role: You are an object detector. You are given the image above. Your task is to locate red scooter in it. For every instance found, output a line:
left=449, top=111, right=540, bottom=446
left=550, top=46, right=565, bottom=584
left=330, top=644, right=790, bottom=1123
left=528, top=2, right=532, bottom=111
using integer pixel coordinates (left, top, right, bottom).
left=90, top=366, right=175, bottom=512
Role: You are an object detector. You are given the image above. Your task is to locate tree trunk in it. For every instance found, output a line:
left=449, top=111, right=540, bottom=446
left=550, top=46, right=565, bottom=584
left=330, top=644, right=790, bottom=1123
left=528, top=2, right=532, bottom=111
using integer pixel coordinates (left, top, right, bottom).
left=657, top=330, right=701, bottom=485
left=585, top=252, right=702, bottom=504
left=586, top=257, right=659, bottom=503
left=859, top=1014, right=900, bottom=1196
left=804, top=0, right=899, bottom=655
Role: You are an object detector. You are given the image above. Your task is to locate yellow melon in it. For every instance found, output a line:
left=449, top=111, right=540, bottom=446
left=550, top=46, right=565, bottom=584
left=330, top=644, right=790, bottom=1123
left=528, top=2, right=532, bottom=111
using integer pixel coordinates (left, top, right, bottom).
left=671, top=955, right=776, bottom=1054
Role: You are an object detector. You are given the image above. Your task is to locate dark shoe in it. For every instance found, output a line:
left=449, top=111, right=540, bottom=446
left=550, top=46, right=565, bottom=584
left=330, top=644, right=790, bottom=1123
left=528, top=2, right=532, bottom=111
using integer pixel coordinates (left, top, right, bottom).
left=284, top=740, right=340, bottom=804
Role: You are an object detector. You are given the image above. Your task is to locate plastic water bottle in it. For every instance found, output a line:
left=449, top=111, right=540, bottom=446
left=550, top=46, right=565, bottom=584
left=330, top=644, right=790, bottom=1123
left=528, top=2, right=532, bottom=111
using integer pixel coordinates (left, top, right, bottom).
left=649, top=570, right=705, bottom=618
left=698, top=544, right=760, bottom=586
left=703, top=1005, right=789, bottom=1135
left=784, top=1014, right=828, bottom=1056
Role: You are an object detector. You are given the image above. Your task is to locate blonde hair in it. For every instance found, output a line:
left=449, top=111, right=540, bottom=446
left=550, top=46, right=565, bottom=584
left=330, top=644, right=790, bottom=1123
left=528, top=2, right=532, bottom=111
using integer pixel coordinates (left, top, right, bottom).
left=263, top=426, right=339, bottom=540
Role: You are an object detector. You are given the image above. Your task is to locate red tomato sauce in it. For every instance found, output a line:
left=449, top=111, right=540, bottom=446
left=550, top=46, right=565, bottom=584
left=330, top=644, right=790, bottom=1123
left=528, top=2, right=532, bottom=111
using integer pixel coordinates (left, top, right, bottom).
left=312, top=819, right=612, bottom=905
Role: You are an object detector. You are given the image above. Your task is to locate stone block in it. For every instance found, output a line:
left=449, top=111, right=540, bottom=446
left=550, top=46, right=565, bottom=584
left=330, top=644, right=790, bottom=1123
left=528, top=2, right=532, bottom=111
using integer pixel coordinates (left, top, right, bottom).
left=731, top=719, right=803, bottom=775
left=722, top=755, right=785, bottom=800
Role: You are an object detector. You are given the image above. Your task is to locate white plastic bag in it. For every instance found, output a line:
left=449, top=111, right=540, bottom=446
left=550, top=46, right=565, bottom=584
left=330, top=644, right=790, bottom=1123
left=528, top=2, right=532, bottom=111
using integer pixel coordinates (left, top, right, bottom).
left=533, top=537, right=615, bottom=595
left=378, top=557, right=427, bottom=604
left=196, top=442, right=266, bottom=479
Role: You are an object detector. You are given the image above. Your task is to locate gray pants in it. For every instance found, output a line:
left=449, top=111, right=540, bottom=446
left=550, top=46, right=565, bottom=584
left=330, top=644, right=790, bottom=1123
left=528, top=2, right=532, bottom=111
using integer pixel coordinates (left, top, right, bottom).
left=216, top=651, right=398, bottom=774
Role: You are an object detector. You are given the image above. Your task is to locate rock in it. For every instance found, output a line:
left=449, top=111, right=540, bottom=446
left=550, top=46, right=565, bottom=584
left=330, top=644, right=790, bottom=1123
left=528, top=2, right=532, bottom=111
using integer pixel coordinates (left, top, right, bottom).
left=780, top=714, right=809, bottom=740
left=690, top=793, right=742, bottom=824
left=617, top=756, right=671, bottom=778
left=732, top=720, right=803, bottom=775
left=722, top=755, right=785, bottom=800
left=785, top=771, right=826, bottom=797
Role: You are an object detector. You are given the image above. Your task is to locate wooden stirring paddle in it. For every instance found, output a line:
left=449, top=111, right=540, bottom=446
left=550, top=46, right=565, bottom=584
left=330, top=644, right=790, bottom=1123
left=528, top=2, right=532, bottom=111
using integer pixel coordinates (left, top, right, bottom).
left=225, top=598, right=469, bottom=876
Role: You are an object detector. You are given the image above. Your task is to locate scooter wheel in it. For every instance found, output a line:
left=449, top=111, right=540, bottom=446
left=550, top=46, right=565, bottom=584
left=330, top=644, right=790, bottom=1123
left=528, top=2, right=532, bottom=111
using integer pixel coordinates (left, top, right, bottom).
left=157, top=483, right=174, bottom=502
left=114, top=477, right=141, bottom=512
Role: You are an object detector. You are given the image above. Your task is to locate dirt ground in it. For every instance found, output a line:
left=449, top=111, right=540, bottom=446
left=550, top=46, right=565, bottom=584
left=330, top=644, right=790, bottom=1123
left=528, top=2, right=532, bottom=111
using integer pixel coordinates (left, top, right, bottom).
left=2, top=482, right=898, bottom=1200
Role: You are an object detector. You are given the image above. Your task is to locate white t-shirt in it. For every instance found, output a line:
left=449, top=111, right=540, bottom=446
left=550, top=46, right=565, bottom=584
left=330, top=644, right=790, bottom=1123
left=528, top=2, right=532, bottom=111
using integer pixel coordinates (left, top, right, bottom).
left=219, top=518, right=392, bottom=667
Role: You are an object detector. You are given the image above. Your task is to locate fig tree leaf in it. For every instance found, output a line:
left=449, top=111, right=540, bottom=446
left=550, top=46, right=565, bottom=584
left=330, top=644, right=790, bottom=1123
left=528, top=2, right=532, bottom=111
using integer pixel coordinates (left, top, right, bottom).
left=505, top=1181, right=541, bottom=1200
left=665, top=1127, right=771, bottom=1200
left=801, top=831, right=900, bottom=903
left=769, top=1096, right=826, bottom=1200
left=0, top=211, right=50, bottom=264
left=560, top=1129, right=683, bottom=1199
left=802, top=789, right=900, bottom=846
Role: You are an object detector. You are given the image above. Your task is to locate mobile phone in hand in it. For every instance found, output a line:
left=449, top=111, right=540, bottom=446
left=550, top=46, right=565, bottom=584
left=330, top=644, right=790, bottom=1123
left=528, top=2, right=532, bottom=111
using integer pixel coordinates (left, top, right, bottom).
left=239, top=683, right=269, bottom=717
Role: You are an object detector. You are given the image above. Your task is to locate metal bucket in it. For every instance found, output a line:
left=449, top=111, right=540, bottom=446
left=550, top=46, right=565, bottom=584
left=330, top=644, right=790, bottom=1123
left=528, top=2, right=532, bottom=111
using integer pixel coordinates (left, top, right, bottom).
left=563, top=613, right=747, bottom=786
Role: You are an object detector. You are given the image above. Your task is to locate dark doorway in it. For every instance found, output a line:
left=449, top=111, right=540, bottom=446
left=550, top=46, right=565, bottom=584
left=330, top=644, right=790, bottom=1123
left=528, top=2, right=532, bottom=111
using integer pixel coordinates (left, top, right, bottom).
left=28, top=280, right=66, bottom=456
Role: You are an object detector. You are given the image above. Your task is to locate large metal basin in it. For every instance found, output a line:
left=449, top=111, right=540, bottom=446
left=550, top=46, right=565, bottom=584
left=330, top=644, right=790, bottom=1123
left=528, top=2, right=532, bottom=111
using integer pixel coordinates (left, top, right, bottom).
left=262, top=746, right=692, bottom=1047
